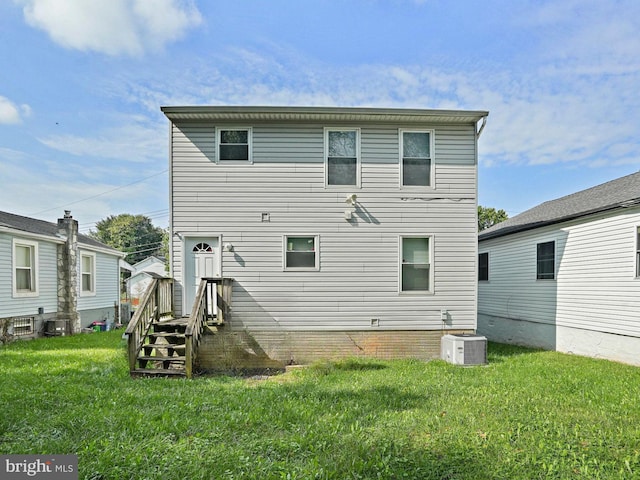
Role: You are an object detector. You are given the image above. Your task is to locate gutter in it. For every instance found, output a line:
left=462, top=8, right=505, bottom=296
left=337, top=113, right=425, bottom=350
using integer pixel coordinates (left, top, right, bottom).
left=479, top=201, right=640, bottom=242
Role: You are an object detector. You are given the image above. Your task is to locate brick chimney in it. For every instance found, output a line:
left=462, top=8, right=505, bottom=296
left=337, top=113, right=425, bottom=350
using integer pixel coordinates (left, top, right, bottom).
left=57, top=210, right=79, bottom=334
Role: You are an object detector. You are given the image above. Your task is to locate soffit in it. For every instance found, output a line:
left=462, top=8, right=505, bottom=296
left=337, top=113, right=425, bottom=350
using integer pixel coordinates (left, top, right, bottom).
left=161, top=106, right=488, bottom=124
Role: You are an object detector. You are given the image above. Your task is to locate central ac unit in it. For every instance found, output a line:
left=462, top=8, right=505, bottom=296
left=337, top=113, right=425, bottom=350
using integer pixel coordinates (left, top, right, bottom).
left=441, top=334, right=487, bottom=365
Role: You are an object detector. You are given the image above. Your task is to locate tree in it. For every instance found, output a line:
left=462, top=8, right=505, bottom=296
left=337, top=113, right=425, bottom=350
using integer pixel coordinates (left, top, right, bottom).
left=478, top=206, right=508, bottom=231
left=90, top=214, right=165, bottom=264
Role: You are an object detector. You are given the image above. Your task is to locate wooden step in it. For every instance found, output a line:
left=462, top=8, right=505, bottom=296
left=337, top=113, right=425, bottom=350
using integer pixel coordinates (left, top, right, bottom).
left=154, top=320, right=186, bottom=327
left=137, top=355, right=186, bottom=363
left=143, top=343, right=186, bottom=350
left=149, top=332, right=186, bottom=339
left=131, top=368, right=186, bottom=377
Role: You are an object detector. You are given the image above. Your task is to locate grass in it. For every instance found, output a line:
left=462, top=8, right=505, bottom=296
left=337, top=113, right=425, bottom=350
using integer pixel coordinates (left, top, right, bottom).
left=1, top=332, right=640, bottom=479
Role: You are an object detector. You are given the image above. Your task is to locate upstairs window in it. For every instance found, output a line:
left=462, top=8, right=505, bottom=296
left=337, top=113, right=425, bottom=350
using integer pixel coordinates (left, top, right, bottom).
left=285, top=236, right=318, bottom=270
left=325, top=128, right=359, bottom=186
left=400, top=130, right=433, bottom=187
left=13, top=239, right=38, bottom=297
left=401, top=236, right=431, bottom=292
left=536, top=241, right=555, bottom=280
left=478, top=252, right=489, bottom=281
left=217, top=128, right=252, bottom=163
left=80, top=252, right=96, bottom=295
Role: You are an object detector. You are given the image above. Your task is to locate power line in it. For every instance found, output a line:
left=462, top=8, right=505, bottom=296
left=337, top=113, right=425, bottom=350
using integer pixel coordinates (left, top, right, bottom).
left=78, top=209, right=169, bottom=228
left=29, top=170, right=169, bottom=216
left=78, top=210, right=169, bottom=232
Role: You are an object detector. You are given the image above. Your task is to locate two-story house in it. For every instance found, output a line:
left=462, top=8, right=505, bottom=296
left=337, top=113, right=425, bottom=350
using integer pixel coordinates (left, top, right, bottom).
left=161, top=106, right=488, bottom=368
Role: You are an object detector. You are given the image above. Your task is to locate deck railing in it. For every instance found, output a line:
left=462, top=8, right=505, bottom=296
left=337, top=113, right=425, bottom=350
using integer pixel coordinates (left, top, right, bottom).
left=125, top=278, right=174, bottom=373
left=185, top=277, right=233, bottom=378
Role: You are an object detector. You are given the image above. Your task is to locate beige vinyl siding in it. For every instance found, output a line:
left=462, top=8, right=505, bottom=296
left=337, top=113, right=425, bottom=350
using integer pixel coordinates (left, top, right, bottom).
left=0, top=233, right=58, bottom=318
left=479, top=208, right=640, bottom=338
left=171, top=121, right=478, bottom=330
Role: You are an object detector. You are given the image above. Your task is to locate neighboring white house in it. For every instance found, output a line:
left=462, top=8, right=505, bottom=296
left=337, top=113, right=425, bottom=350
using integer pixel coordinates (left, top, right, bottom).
left=478, top=171, right=640, bottom=366
left=126, top=256, right=167, bottom=307
left=0, top=210, right=124, bottom=338
left=162, top=105, right=489, bottom=365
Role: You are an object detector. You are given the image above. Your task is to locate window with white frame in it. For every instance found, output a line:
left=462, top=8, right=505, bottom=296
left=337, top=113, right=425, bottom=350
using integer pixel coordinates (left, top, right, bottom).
left=325, top=128, right=359, bottom=186
left=536, top=241, right=555, bottom=280
left=217, top=128, right=252, bottom=163
left=400, top=130, right=433, bottom=187
left=80, top=252, right=96, bottom=295
left=284, top=236, right=318, bottom=270
left=401, top=236, right=431, bottom=292
left=13, top=239, right=38, bottom=297
left=478, top=252, right=489, bottom=281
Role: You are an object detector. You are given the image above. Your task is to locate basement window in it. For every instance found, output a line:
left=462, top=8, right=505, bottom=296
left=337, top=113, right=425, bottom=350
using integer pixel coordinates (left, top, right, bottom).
left=12, top=317, right=34, bottom=336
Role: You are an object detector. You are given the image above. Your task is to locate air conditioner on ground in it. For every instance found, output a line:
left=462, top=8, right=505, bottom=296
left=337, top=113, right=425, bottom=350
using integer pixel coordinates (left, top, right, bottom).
left=441, top=334, right=487, bottom=365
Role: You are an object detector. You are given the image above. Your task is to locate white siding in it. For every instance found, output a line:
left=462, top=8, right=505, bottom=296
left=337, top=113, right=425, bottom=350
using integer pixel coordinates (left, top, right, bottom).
left=171, top=121, right=478, bottom=330
left=77, top=251, right=120, bottom=312
left=479, top=208, right=640, bottom=338
left=0, top=233, right=58, bottom=318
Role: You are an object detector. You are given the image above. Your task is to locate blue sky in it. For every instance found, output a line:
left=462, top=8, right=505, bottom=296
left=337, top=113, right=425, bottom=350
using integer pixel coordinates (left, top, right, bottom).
left=2, top=0, right=640, bottom=234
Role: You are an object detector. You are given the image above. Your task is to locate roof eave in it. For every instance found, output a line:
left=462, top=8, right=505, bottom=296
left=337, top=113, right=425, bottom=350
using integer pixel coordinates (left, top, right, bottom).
left=160, top=105, right=489, bottom=124
left=479, top=202, right=636, bottom=242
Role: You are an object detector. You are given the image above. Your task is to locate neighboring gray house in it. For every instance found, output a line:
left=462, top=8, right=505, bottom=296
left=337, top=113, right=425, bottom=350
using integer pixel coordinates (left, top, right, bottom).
left=162, top=106, right=488, bottom=365
left=478, top=171, right=640, bottom=366
left=126, top=256, right=167, bottom=307
left=0, top=210, right=124, bottom=338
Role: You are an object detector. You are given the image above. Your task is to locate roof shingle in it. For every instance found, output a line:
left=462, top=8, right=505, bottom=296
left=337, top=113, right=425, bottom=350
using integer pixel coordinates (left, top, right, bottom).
left=479, top=171, right=640, bottom=241
left=0, top=210, right=120, bottom=254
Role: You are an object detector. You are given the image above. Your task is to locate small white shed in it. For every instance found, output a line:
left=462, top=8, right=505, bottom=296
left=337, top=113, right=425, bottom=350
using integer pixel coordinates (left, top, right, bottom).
left=126, top=256, right=167, bottom=307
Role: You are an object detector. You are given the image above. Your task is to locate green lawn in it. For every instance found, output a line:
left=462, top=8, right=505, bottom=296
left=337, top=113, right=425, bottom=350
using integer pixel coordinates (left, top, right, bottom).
left=1, top=332, right=640, bottom=479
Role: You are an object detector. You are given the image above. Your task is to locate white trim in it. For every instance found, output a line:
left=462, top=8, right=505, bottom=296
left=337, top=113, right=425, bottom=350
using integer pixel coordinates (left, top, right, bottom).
left=181, top=236, right=222, bottom=316
left=12, top=238, right=39, bottom=298
left=635, top=225, right=640, bottom=278
left=0, top=226, right=64, bottom=244
left=283, top=235, right=320, bottom=271
left=216, top=127, right=253, bottom=164
left=399, top=235, right=434, bottom=294
left=77, top=243, right=125, bottom=258
left=79, top=250, right=97, bottom=297
left=324, top=127, right=361, bottom=188
left=399, top=128, right=435, bottom=189
left=535, top=239, right=556, bottom=280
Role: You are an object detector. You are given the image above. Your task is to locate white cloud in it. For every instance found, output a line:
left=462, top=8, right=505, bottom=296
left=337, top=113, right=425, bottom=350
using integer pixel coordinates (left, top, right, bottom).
left=0, top=96, right=31, bottom=124
left=18, top=0, right=202, bottom=56
left=37, top=118, right=165, bottom=162
left=0, top=151, right=168, bottom=225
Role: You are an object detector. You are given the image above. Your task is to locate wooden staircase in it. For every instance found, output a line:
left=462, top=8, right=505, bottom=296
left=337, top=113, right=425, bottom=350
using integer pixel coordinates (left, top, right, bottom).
left=132, top=318, right=189, bottom=377
left=126, top=277, right=232, bottom=378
